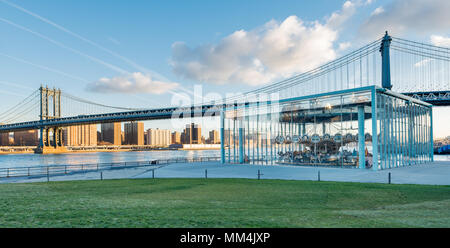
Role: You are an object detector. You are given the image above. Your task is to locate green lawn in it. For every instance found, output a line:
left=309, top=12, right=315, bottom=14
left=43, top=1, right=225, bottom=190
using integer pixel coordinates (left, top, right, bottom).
left=1, top=178, right=450, bottom=227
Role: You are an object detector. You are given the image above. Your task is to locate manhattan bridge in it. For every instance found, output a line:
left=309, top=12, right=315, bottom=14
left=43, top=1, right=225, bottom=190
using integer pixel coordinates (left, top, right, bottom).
left=0, top=32, right=449, bottom=170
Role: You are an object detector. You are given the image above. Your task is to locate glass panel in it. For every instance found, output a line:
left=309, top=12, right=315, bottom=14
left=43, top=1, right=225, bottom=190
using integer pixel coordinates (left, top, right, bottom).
left=223, top=88, right=431, bottom=169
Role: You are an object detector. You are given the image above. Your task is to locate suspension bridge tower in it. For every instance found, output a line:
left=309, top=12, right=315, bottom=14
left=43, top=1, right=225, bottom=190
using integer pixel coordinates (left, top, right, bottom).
left=36, top=85, right=68, bottom=154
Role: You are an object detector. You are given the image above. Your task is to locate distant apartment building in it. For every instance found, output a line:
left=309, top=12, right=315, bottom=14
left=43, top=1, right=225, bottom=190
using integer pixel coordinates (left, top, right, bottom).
left=208, top=130, right=220, bottom=144
left=146, top=128, right=171, bottom=146
left=0, top=132, right=9, bottom=146
left=101, top=122, right=122, bottom=145
left=63, top=124, right=97, bottom=146
left=182, top=123, right=202, bottom=144
left=124, top=122, right=144, bottom=145
left=223, top=130, right=231, bottom=146
left=171, top=131, right=181, bottom=144
left=0, top=123, right=8, bottom=146
left=13, top=130, right=39, bottom=146
left=97, top=131, right=101, bottom=143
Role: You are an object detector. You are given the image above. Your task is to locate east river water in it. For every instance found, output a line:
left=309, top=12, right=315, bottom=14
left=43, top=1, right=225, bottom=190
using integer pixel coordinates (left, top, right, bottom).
left=0, top=150, right=448, bottom=169
left=0, top=150, right=221, bottom=168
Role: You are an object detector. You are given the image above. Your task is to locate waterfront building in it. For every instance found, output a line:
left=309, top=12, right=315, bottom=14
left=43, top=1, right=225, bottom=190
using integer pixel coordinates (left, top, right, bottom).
left=124, top=122, right=144, bottom=145
left=146, top=128, right=171, bottom=146
left=182, top=123, right=202, bottom=144
left=0, top=132, right=9, bottom=146
left=171, top=131, right=181, bottom=144
left=64, top=124, right=98, bottom=146
left=0, top=123, right=8, bottom=146
left=101, top=122, right=122, bottom=145
left=221, top=86, right=433, bottom=170
left=13, top=130, right=39, bottom=146
left=208, top=130, right=220, bottom=144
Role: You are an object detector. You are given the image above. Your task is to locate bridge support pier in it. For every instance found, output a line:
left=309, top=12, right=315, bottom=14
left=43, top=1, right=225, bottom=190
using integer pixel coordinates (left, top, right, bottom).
left=36, top=127, right=68, bottom=154
left=36, top=86, right=68, bottom=154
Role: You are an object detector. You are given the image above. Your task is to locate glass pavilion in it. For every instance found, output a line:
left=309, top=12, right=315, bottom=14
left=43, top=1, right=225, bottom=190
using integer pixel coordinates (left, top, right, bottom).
left=220, top=86, right=433, bottom=170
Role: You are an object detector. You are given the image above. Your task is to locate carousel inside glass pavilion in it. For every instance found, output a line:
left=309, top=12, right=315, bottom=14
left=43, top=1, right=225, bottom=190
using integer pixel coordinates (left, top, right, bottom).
left=220, top=86, right=433, bottom=170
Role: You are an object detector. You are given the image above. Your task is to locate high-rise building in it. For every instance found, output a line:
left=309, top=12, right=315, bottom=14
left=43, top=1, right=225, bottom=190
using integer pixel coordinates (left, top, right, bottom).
left=182, top=123, right=202, bottom=144
left=0, top=123, right=8, bottom=146
left=0, top=132, right=9, bottom=146
left=223, top=130, right=231, bottom=146
left=124, top=122, right=144, bottom=145
left=13, top=130, right=39, bottom=146
left=171, top=131, right=181, bottom=144
left=101, top=122, right=122, bottom=145
left=208, top=130, right=220, bottom=144
left=64, top=124, right=97, bottom=146
left=146, top=128, right=171, bottom=146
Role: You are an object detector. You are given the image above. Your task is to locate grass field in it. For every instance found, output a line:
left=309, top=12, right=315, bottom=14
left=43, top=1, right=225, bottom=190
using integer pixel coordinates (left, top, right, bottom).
left=1, top=178, right=450, bottom=227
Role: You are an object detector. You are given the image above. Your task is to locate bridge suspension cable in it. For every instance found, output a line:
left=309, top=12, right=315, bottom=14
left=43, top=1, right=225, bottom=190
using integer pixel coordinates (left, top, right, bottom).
left=0, top=89, right=40, bottom=124
left=0, top=89, right=149, bottom=125
left=390, top=36, right=450, bottom=92
left=59, top=92, right=147, bottom=118
left=2, top=34, right=449, bottom=128
left=217, top=38, right=383, bottom=104
left=62, top=92, right=144, bottom=111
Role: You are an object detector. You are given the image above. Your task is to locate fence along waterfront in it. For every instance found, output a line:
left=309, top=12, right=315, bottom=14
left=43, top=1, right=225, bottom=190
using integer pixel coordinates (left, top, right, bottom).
left=0, top=157, right=221, bottom=179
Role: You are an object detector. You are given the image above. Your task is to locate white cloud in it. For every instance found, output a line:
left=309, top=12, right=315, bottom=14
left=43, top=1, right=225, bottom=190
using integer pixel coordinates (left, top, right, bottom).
left=360, top=0, right=450, bottom=39
left=170, top=1, right=360, bottom=86
left=414, top=59, right=433, bottom=68
left=431, top=35, right=450, bottom=48
left=338, top=42, right=352, bottom=51
left=371, top=7, right=384, bottom=16
left=326, top=1, right=357, bottom=29
left=86, top=72, right=179, bottom=94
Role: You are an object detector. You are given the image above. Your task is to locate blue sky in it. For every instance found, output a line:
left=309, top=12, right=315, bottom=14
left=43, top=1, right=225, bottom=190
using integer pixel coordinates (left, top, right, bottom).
left=0, top=0, right=449, bottom=137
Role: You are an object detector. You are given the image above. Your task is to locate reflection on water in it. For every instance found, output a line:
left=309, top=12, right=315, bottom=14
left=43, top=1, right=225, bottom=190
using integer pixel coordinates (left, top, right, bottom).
left=435, top=155, right=450, bottom=161
left=0, top=150, right=221, bottom=168
left=0, top=151, right=447, bottom=169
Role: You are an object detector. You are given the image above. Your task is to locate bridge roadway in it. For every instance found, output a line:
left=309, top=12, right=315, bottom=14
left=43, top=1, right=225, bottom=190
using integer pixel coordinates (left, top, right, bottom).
left=0, top=104, right=224, bottom=133
left=403, top=91, right=450, bottom=106
left=0, top=86, right=445, bottom=133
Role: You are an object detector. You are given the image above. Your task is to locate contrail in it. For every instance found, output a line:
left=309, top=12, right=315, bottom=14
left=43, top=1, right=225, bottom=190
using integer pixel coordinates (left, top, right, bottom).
left=0, top=53, right=90, bottom=83
left=0, top=17, right=197, bottom=100
left=0, top=80, right=35, bottom=90
left=0, top=53, right=180, bottom=108
left=0, top=17, right=129, bottom=75
left=0, top=89, right=27, bottom=97
left=0, top=0, right=200, bottom=98
left=1, top=0, right=166, bottom=81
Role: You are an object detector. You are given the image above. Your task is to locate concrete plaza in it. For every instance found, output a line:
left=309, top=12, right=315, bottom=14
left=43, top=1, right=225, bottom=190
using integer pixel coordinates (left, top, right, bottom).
left=1, top=159, right=450, bottom=185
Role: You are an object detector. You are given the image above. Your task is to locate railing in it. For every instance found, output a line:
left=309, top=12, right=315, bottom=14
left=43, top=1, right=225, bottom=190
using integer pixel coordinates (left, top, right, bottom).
left=0, top=156, right=221, bottom=179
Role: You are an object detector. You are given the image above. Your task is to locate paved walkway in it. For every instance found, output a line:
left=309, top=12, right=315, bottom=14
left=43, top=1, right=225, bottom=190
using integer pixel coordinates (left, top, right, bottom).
left=2, top=161, right=450, bottom=185
left=135, top=161, right=450, bottom=185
